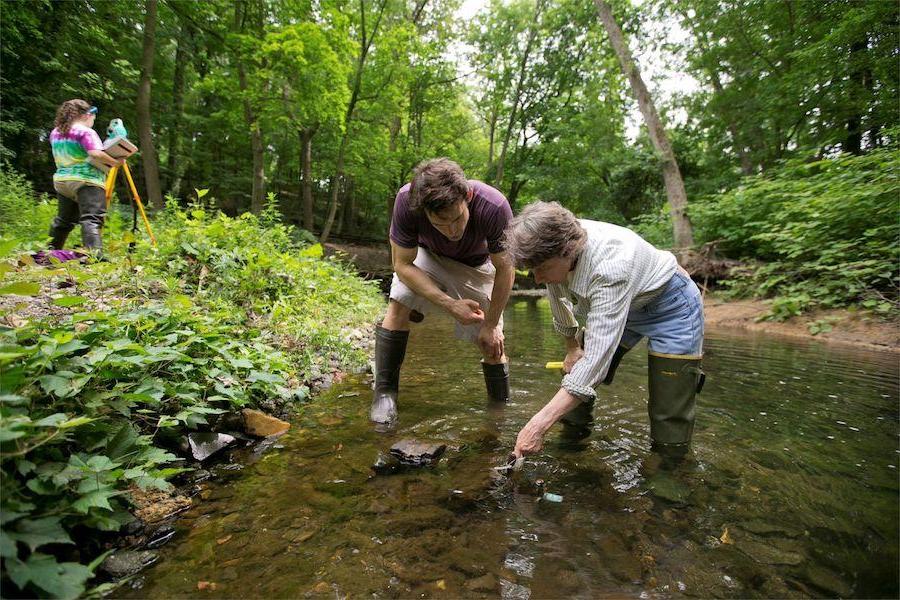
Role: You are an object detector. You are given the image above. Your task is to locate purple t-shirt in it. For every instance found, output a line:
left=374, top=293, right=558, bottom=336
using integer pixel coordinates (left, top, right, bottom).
left=389, top=180, right=513, bottom=267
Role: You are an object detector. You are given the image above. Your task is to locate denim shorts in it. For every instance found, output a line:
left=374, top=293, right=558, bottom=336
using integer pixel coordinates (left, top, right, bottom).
left=618, top=270, right=704, bottom=357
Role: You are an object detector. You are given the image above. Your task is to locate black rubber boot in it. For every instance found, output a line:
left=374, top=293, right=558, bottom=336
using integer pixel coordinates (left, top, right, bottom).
left=49, top=194, right=79, bottom=250
left=370, top=326, right=409, bottom=425
left=648, top=354, right=705, bottom=459
left=481, top=362, right=510, bottom=403
left=78, top=185, right=106, bottom=258
left=560, top=399, right=594, bottom=442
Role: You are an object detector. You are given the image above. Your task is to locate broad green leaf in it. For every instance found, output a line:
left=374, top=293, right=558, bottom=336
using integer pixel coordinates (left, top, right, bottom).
left=0, top=344, right=28, bottom=363
left=0, top=282, right=40, bottom=296
left=299, top=243, right=324, bottom=258
left=6, top=552, right=92, bottom=599
left=33, top=413, right=68, bottom=427
left=10, top=516, right=73, bottom=552
left=0, top=529, right=17, bottom=558
left=38, top=375, right=74, bottom=398
left=72, top=487, right=117, bottom=514
left=58, top=416, right=94, bottom=429
left=51, top=296, right=87, bottom=307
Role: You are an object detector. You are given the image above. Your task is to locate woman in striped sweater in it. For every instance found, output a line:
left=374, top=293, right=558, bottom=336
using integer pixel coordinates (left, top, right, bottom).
left=505, top=201, right=705, bottom=462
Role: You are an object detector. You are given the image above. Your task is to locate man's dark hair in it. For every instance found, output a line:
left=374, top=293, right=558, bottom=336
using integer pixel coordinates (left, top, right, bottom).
left=408, top=158, right=469, bottom=214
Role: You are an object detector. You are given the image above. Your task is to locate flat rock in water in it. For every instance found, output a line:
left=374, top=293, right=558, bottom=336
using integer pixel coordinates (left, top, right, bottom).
left=187, top=432, right=236, bottom=461
left=241, top=409, right=290, bottom=437
left=101, top=550, right=159, bottom=578
left=738, top=539, right=805, bottom=566
left=465, top=573, right=498, bottom=593
left=389, top=439, right=446, bottom=467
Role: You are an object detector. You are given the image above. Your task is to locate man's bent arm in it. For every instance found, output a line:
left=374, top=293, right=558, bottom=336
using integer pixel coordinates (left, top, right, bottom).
left=390, top=241, right=455, bottom=310
left=484, top=250, right=514, bottom=328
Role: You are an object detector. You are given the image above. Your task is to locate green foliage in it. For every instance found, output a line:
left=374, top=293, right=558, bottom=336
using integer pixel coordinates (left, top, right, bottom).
left=692, top=147, right=899, bottom=318
left=0, top=182, right=381, bottom=596
left=0, top=166, right=56, bottom=243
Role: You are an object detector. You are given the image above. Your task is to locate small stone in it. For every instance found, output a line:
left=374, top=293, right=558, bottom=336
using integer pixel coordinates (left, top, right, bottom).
left=371, top=452, right=402, bottom=475
left=144, top=525, right=176, bottom=549
left=241, top=409, right=290, bottom=437
left=465, top=573, right=497, bottom=593
left=101, top=550, right=159, bottom=578
left=187, top=432, right=236, bottom=461
left=389, top=439, right=446, bottom=467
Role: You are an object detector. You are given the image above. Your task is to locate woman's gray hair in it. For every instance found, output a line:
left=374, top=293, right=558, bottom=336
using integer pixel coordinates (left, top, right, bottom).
left=504, top=201, right=587, bottom=268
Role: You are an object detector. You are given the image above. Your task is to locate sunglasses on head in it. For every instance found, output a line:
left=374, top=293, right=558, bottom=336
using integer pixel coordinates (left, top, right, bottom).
left=86, top=106, right=98, bottom=115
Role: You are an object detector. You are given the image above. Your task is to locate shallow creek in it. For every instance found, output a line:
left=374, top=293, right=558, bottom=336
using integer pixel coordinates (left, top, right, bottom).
left=120, top=298, right=899, bottom=598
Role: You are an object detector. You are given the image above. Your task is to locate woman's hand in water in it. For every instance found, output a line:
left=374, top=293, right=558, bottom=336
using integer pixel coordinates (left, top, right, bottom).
left=513, top=388, right=585, bottom=458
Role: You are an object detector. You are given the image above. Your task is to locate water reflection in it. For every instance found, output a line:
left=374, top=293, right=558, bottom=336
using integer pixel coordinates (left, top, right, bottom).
left=122, top=298, right=899, bottom=599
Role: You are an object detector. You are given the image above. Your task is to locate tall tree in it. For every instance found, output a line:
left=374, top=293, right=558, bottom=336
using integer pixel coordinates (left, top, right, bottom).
left=594, top=0, right=694, bottom=250
left=137, top=0, right=163, bottom=209
left=232, top=0, right=267, bottom=214
left=319, top=0, right=388, bottom=243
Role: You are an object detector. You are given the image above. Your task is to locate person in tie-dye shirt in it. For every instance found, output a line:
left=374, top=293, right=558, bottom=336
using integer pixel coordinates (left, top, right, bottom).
left=48, top=99, right=123, bottom=255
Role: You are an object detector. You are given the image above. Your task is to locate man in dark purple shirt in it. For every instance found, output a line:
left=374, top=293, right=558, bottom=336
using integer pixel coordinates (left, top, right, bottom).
left=371, top=158, right=515, bottom=426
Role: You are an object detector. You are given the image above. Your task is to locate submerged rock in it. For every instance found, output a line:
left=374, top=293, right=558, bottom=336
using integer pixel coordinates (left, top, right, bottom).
left=241, top=409, right=290, bottom=437
left=465, top=573, right=498, bottom=593
left=187, top=432, right=236, bottom=461
left=371, top=452, right=402, bottom=475
left=389, top=440, right=446, bottom=467
left=101, top=550, right=159, bottom=578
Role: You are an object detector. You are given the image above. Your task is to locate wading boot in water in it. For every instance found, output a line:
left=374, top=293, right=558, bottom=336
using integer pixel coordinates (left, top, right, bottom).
left=370, top=326, right=409, bottom=426
left=482, top=362, right=510, bottom=403
left=560, top=399, right=594, bottom=443
left=648, top=353, right=705, bottom=464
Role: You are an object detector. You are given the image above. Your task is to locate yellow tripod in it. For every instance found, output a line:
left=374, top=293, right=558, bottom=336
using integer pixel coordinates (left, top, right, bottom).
left=104, top=162, right=157, bottom=247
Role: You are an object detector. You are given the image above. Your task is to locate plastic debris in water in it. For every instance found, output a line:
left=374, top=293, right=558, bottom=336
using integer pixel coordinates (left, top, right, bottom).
left=542, top=492, right=563, bottom=503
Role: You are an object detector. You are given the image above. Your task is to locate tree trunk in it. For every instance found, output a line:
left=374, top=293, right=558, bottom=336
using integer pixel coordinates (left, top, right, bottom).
left=320, top=0, right=387, bottom=243
left=494, top=0, right=543, bottom=186
left=594, top=0, right=694, bottom=251
left=167, top=19, right=192, bottom=198
left=234, top=0, right=266, bottom=214
left=300, top=127, right=315, bottom=231
left=137, top=0, right=163, bottom=209
left=844, top=37, right=870, bottom=155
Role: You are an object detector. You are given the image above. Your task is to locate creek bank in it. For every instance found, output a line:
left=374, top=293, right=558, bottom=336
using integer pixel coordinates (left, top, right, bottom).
left=703, top=294, right=898, bottom=351
left=99, top=328, right=376, bottom=585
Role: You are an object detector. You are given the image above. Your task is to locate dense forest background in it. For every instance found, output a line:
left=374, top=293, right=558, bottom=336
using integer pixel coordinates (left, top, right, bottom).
left=2, top=0, right=894, bottom=232
left=1, top=0, right=897, bottom=312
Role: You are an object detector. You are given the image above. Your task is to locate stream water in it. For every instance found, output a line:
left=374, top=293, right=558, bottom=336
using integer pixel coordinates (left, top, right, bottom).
left=121, top=298, right=899, bottom=598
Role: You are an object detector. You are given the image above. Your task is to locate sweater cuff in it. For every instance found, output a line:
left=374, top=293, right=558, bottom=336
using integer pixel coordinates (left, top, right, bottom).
left=554, top=321, right=579, bottom=338
left=562, top=375, right=596, bottom=402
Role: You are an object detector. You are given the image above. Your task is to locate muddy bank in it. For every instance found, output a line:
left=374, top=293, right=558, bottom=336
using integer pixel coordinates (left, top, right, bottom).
left=703, top=294, right=898, bottom=352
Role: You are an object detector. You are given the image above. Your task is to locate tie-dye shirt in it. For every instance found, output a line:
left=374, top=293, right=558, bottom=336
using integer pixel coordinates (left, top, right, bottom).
left=50, top=123, right=105, bottom=187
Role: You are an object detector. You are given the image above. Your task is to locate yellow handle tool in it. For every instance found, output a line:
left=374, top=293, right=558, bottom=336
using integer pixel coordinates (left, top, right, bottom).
left=545, top=361, right=564, bottom=370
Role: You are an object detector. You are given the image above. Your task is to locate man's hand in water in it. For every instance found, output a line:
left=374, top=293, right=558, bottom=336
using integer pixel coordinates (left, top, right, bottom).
left=477, top=324, right=504, bottom=360
left=447, top=298, right=485, bottom=325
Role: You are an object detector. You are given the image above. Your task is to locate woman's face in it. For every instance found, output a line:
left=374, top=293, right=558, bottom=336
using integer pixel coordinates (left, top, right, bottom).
left=531, top=254, right=575, bottom=285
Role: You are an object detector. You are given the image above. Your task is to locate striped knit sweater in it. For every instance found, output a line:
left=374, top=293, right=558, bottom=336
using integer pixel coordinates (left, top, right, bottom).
left=546, top=219, right=676, bottom=401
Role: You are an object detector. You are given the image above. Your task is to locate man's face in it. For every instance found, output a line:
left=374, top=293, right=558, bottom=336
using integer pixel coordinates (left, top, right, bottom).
left=426, top=195, right=471, bottom=242
left=531, top=255, right=574, bottom=285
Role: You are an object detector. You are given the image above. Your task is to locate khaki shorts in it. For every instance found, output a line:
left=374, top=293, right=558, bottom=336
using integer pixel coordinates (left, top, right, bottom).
left=389, top=247, right=503, bottom=343
left=54, top=180, right=103, bottom=201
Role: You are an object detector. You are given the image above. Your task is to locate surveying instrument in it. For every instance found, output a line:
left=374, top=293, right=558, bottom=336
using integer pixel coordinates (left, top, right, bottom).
left=93, top=119, right=157, bottom=248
